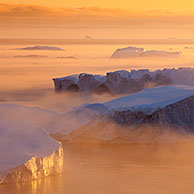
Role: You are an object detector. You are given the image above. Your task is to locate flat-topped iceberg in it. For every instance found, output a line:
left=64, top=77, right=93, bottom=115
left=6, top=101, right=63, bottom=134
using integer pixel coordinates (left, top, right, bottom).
left=111, top=46, right=181, bottom=58
left=0, top=120, right=63, bottom=184
left=14, top=45, right=64, bottom=51
left=53, top=67, right=194, bottom=94
left=49, top=85, right=194, bottom=143
left=14, top=55, right=48, bottom=58
left=53, top=73, right=108, bottom=94
left=111, top=46, right=144, bottom=58
left=104, top=85, right=194, bottom=111
left=141, top=50, right=181, bottom=57
left=52, top=69, right=174, bottom=94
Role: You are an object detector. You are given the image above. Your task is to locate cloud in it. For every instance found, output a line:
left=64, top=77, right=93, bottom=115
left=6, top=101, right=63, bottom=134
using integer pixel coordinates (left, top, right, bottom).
left=1, top=3, right=194, bottom=38
left=1, top=3, right=194, bottom=26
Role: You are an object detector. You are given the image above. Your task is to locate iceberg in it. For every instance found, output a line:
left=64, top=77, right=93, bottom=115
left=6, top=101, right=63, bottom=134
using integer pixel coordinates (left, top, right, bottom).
left=53, top=74, right=107, bottom=94
left=104, top=85, right=194, bottom=111
left=0, top=120, right=63, bottom=184
left=53, top=68, right=194, bottom=94
left=111, top=46, right=144, bottom=58
left=14, top=45, right=64, bottom=51
left=111, top=46, right=182, bottom=58
left=50, top=85, right=194, bottom=143
left=14, top=55, right=48, bottom=58
left=53, top=75, right=79, bottom=92
left=141, top=50, right=181, bottom=57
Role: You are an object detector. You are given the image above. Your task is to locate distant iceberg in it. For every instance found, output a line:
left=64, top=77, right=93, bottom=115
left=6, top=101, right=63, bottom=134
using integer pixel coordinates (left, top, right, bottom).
left=14, top=45, right=65, bottom=51
left=111, top=46, right=144, bottom=58
left=14, top=55, right=48, bottom=58
left=111, top=46, right=181, bottom=58
left=141, top=50, right=181, bottom=57
left=56, top=56, right=76, bottom=59
left=184, top=46, right=194, bottom=49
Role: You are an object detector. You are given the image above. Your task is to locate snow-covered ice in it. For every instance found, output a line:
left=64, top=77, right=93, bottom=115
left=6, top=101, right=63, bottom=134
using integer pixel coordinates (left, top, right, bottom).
left=57, top=85, right=194, bottom=143
left=0, top=120, right=63, bottom=184
left=53, top=68, right=194, bottom=93
left=48, top=85, right=194, bottom=138
left=104, top=85, right=194, bottom=111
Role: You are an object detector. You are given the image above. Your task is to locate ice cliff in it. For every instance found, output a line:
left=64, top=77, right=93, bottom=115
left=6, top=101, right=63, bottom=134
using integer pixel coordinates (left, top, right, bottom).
left=53, top=69, right=173, bottom=94
left=53, top=67, right=194, bottom=94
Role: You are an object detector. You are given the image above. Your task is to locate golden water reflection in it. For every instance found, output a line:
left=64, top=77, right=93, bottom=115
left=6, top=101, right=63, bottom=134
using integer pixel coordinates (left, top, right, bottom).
left=1, top=143, right=194, bottom=194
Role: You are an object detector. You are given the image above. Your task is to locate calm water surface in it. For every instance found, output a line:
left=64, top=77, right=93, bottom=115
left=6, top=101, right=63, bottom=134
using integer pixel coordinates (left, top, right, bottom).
left=1, top=143, right=194, bottom=194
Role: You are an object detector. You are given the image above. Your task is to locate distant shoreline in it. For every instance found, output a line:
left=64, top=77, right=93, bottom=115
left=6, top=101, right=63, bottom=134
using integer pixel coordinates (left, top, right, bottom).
left=1, top=38, right=194, bottom=45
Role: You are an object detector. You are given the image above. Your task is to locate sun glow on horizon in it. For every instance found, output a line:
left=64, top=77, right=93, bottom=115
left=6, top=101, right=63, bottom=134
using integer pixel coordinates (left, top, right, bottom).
left=1, top=0, right=194, bottom=12
left=0, top=1, right=194, bottom=39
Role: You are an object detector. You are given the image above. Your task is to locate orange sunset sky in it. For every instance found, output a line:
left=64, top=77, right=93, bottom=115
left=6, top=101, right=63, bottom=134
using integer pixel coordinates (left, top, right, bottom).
left=1, top=0, right=194, bottom=39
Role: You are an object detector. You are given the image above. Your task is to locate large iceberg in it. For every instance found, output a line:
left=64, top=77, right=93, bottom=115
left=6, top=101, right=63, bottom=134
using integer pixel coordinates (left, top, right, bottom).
left=104, top=85, right=194, bottom=110
left=0, top=120, right=63, bottom=184
left=49, top=85, right=194, bottom=143
left=53, top=68, right=194, bottom=95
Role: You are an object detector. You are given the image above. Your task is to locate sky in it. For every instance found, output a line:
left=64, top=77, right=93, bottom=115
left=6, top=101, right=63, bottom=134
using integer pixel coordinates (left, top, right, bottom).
left=1, top=0, right=194, bottom=11
left=0, top=0, right=194, bottom=39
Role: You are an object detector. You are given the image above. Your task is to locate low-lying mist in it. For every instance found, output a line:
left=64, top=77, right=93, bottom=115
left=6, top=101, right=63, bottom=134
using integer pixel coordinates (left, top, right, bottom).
left=0, top=88, right=115, bottom=113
